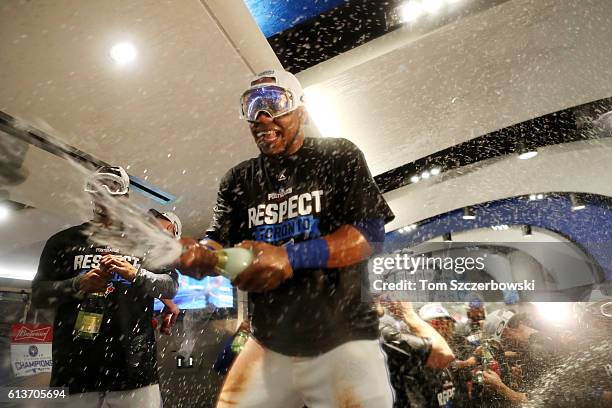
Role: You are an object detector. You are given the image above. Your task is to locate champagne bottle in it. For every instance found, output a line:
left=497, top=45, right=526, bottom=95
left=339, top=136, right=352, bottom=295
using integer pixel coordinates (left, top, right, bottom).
left=214, top=247, right=254, bottom=280
left=73, top=292, right=105, bottom=339
left=481, top=340, right=494, bottom=367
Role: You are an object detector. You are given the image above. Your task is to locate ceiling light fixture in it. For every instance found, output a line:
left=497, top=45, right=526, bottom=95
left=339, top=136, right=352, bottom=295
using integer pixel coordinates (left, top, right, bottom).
left=518, top=150, right=538, bottom=160
left=517, top=140, right=538, bottom=160
left=109, top=42, right=138, bottom=64
left=410, top=175, right=420, bottom=183
left=400, top=224, right=416, bottom=232
left=400, top=223, right=418, bottom=233
left=421, top=170, right=431, bottom=179
left=430, top=167, right=441, bottom=176
left=462, top=207, right=476, bottom=220
left=570, top=193, right=586, bottom=211
left=522, top=225, right=532, bottom=237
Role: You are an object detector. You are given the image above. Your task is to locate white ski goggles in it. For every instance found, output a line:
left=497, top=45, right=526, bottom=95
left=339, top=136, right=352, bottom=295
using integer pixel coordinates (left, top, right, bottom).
left=85, top=172, right=129, bottom=196
left=239, top=85, right=300, bottom=122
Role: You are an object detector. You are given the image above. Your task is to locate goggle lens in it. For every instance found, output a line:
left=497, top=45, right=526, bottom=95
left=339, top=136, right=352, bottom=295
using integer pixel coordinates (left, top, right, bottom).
left=240, top=86, right=295, bottom=122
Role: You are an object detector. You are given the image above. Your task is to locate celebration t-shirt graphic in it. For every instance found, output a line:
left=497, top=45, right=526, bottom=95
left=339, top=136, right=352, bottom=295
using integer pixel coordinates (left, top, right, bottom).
left=72, top=248, right=142, bottom=286
left=249, top=190, right=324, bottom=243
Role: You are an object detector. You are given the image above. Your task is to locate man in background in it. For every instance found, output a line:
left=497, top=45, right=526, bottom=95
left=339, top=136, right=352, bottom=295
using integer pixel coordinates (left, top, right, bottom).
left=149, top=208, right=182, bottom=335
left=32, top=166, right=178, bottom=407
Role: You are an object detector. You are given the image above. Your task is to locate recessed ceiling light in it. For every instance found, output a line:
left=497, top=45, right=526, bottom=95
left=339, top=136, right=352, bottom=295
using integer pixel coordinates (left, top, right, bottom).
left=109, top=42, right=138, bottom=64
left=430, top=167, right=440, bottom=176
left=421, top=170, right=430, bottom=179
left=410, top=175, right=420, bottom=183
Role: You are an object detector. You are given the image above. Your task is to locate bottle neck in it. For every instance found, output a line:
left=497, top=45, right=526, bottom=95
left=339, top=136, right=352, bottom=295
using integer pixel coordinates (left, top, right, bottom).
left=215, top=250, right=229, bottom=269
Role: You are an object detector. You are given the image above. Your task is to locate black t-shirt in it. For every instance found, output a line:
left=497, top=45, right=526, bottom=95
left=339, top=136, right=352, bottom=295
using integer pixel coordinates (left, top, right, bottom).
left=207, top=137, right=394, bottom=356
left=32, top=223, right=169, bottom=393
left=403, top=366, right=457, bottom=408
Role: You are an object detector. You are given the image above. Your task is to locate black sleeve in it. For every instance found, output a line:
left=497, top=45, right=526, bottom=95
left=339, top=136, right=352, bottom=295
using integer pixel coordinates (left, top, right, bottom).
left=31, top=234, right=82, bottom=308
left=205, top=168, right=237, bottom=245
left=333, top=139, right=394, bottom=226
left=134, top=266, right=179, bottom=299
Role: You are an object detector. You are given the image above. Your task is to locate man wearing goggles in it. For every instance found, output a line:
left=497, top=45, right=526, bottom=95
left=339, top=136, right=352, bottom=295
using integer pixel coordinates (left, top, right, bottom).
left=84, top=165, right=131, bottom=220
left=32, top=165, right=178, bottom=407
left=179, top=69, right=395, bottom=407
left=238, top=69, right=306, bottom=157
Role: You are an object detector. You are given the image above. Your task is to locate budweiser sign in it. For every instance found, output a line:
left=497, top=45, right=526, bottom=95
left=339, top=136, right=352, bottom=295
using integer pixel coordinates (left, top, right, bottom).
left=10, top=324, right=53, bottom=343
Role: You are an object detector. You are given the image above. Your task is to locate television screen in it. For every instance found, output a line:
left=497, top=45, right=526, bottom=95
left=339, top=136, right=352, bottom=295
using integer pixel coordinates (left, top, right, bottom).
left=154, top=274, right=234, bottom=311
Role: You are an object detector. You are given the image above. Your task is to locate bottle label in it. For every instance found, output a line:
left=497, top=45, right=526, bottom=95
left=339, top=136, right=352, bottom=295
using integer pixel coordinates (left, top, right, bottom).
left=231, top=332, right=248, bottom=353
left=74, top=311, right=103, bottom=339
